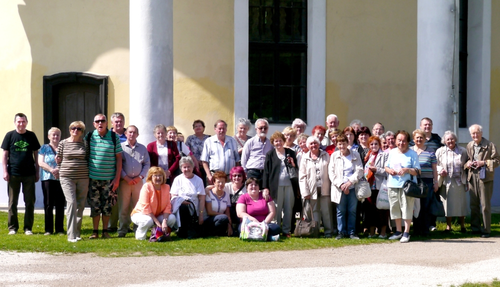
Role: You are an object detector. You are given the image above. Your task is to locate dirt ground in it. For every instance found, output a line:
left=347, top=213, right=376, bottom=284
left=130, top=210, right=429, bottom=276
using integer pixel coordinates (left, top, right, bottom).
left=0, top=236, right=499, bottom=287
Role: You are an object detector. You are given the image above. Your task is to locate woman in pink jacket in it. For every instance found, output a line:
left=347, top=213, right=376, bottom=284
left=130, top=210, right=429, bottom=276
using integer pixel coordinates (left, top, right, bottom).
left=131, top=167, right=176, bottom=240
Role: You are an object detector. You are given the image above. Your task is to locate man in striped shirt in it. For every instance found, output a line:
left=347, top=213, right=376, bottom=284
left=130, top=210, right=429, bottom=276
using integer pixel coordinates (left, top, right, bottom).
left=201, top=120, right=240, bottom=184
left=88, top=114, right=123, bottom=239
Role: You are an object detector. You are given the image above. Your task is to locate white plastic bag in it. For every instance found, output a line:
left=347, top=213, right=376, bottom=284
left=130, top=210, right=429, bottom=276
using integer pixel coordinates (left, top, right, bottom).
left=376, top=180, right=390, bottom=210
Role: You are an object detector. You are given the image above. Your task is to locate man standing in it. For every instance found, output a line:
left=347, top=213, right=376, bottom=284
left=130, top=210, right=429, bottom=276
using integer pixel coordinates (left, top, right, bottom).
left=241, top=119, right=273, bottom=180
left=117, top=125, right=150, bottom=237
left=411, top=117, right=443, bottom=152
left=108, top=112, right=127, bottom=232
left=201, top=120, right=240, bottom=183
left=88, top=114, right=123, bottom=239
left=465, top=124, right=500, bottom=238
left=372, top=122, right=385, bottom=136
left=1, top=113, right=41, bottom=235
left=322, top=114, right=339, bottom=146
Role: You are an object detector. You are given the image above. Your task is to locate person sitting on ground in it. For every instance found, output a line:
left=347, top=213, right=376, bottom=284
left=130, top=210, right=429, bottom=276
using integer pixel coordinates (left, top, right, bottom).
left=202, top=171, right=233, bottom=237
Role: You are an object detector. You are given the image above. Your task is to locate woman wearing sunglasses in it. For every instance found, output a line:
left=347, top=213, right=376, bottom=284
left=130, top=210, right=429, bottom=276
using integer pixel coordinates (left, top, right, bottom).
left=56, top=121, right=89, bottom=243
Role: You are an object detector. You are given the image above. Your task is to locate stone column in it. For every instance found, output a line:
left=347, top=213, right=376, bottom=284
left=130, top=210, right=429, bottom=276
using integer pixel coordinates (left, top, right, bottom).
left=130, top=0, right=173, bottom=145
left=416, top=0, right=457, bottom=135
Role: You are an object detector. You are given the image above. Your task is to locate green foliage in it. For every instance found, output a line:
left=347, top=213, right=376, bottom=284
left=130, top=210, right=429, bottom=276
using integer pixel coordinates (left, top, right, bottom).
left=0, top=212, right=498, bottom=257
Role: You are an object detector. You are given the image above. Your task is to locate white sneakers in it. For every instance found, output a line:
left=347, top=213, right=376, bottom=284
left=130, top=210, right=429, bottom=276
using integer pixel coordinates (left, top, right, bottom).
left=8, top=230, right=16, bottom=235
left=24, top=230, right=33, bottom=236
left=388, top=233, right=402, bottom=240
left=400, top=235, right=410, bottom=243
left=68, top=238, right=78, bottom=243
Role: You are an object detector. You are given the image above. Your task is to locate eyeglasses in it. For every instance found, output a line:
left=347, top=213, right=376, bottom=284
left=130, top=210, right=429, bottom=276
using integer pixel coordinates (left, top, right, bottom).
left=94, top=120, right=106, bottom=124
left=71, top=127, right=83, bottom=131
left=232, top=174, right=243, bottom=178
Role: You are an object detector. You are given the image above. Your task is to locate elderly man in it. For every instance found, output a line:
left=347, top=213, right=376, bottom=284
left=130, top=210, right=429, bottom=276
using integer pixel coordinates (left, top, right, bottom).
left=291, top=118, right=307, bottom=136
left=322, top=114, right=339, bottom=146
left=201, top=120, right=240, bottom=183
left=241, top=119, right=273, bottom=180
left=2, top=113, right=41, bottom=235
left=410, top=117, right=443, bottom=152
left=372, top=122, right=385, bottom=136
left=117, top=125, right=150, bottom=237
left=108, top=113, right=127, bottom=232
left=87, top=114, right=123, bottom=239
left=465, top=124, right=500, bottom=238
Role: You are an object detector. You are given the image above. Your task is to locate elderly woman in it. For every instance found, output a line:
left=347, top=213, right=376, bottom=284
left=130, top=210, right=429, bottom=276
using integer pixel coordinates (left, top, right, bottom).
left=202, top=171, right=232, bottom=236
left=435, top=131, right=468, bottom=233
left=329, top=134, right=363, bottom=240
left=311, top=125, right=327, bottom=150
left=185, top=119, right=210, bottom=185
left=283, top=126, right=300, bottom=153
left=170, top=156, right=206, bottom=239
left=384, top=131, right=396, bottom=151
left=296, top=133, right=309, bottom=164
left=262, top=131, right=298, bottom=237
left=147, top=124, right=181, bottom=185
left=235, top=118, right=252, bottom=156
left=350, top=119, right=364, bottom=134
left=130, top=167, right=176, bottom=240
left=57, top=121, right=88, bottom=242
left=465, top=124, right=500, bottom=238
left=379, top=133, right=389, bottom=151
left=38, top=127, right=65, bottom=235
left=223, top=166, right=247, bottom=230
left=385, top=130, right=420, bottom=243
left=343, top=126, right=358, bottom=152
left=291, top=118, right=307, bottom=137
left=363, top=136, right=389, bottom=238
left=325, top=128, right=340, bottom=155
left=411, top=129, right=439, bottom=236
left=237, top=178, right=281, bottom=240
left=299, top=136, right=333, bottom=238
left=166, top=126, right=199, bottom=174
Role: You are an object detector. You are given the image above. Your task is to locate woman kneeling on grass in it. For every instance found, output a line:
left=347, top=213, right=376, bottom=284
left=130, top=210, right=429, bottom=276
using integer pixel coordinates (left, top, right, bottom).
left=131, top=167, right=176, bottom=240
left=236, top=178, right=281, bottom=241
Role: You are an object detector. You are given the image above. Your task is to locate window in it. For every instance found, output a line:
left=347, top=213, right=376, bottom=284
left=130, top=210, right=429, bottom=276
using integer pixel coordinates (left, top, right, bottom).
left=458, top=0, right=468, bottom=128
left=248, top=0, right=307, bottom=123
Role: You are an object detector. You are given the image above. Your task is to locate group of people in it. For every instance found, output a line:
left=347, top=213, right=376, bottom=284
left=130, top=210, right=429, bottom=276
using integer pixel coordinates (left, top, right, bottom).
left=2, top=112, right=498, bottom=243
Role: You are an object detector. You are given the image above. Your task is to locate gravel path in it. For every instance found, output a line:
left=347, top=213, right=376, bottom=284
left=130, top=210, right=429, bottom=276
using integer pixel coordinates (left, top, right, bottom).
left=0, top=237, right=499, bottom=286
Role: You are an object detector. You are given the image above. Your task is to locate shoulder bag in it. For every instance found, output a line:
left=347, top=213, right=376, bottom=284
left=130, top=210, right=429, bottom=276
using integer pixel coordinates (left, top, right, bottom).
left=403, top=173, right=428, bottom=198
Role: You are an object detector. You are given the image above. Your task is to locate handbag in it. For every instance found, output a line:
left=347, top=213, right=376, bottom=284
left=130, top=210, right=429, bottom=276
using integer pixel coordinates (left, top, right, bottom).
left=430, top=192, right=445, bottom=217
left=403, top=173, right=428, bottom=198
left=149, top=226, right=171, bottom=242
left=294, top=199, right=319, bottom=238
left=240, top=217, right=268, bottom=241
left=376, top=180, right=390, bottom=210
left=355, top=178, right=371, bottom=201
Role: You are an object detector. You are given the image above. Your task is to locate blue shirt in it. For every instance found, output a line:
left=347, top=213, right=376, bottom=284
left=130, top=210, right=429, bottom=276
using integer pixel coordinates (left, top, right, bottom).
left=39, top=144, right=58, bottom=181
left=385, top=148, right=421, bottom=188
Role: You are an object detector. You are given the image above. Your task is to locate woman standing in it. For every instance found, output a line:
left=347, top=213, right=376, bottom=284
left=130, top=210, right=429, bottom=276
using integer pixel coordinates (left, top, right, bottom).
left=283, top=127, right=300, bottom=153
left=262, top=131, right=298, bottom=237
left=131, top=167, right=176, bottom=240
left=329, top=134, right=363, bottom=240
left=147, top=124, right=181, bottom=185
left=234, top=118, right=252, bottom=156
left=357, top=127, right=372, bottom=165
left=363, top=136, right=389, bottom=238
left=57, top=121, right=89, bottom=242
left=325, top=128, right=340, bottom=155
left=185, top=120, right=210, bottom=185
left=299, top=136, right=333, bottom=238
left=296, top=133, right=309, bottom=164
left=203, top=171, right=233, bottom=237
left=343, top=126, right=358, bottom=152
left=384, top=130, right=420, bottom=243
left=435, top=131, right=468, bottom=232
left=38, top=127, right=65, bottom=235
left=411, top=129, right=439, bottom=236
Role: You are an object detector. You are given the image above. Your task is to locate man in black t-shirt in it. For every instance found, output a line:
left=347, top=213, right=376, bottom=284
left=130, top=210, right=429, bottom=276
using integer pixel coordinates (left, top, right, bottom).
left=1, top=113, right=41, bottom=235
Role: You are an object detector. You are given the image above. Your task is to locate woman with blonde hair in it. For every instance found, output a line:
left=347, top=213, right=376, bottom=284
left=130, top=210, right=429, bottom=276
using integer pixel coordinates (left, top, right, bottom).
left=283, top=126, right=300, bottom=153
left=57, top=121, right=88, bottom=242
left=131, top=167, right=176, bottom=240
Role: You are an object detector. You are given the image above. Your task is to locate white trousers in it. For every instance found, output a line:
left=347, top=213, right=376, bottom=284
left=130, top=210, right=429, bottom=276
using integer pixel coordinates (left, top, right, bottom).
left=131, top=213, right=176, bottom=240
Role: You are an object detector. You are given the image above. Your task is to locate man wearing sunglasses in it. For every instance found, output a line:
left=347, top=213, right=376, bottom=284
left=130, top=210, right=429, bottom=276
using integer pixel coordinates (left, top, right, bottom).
left=87, top=114, right=123, bottom=239
left=241, top=118, right=272, bottom=180
left=2, top=113, right=41, bottom=235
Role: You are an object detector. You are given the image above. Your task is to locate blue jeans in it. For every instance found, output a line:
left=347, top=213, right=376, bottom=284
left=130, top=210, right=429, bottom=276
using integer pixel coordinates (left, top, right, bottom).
left=337, top=188, right=357, bottom=235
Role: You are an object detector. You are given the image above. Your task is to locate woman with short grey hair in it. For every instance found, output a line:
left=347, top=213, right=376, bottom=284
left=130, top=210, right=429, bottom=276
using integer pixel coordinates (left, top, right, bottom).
left=435, top=130, right=468, bottom=232
left=235, top=118, right=252, bottom=156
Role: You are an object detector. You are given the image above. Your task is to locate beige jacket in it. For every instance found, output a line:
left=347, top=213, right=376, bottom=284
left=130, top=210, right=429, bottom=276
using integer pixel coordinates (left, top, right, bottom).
left=466, top=138, right=500, bottom=182
left=435, top=145, right=468, bottom=186
left=299, top=150, right=331, bottom=199
left=328, top=149, right=363, bottom=204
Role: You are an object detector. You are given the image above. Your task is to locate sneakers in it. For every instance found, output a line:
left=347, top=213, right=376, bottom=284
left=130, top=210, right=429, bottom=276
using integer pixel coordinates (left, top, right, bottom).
left=378, top=234, right=388, bottom=239
left=400, top=234, right=411, bottom=243
left=118, top=233, right=126, bottom=238
left=44, top=232, right=51, bottom=236
left=68, top=238, right=78, bottom=243
left=25, top=230, right=33, bottom=236
left=389, top=232, right=402, bottom=240
left=349, top=234, right=360, bottom=240
left=8, top=230, right=16, bottom=235
left=429, top=226, right=437, bottom=232
left=76, top=237, right=82, bottom=241
left=335, top=233, right=344, bottom=240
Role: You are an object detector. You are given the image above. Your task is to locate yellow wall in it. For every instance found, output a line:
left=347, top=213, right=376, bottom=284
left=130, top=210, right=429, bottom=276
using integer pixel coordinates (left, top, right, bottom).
left=173, top=0, right=235, bottom=137
left=491, top=0, right=500, bottom=145
left=325, top=0, right=418, bottom=132
left=0, top=0, right=129, bottom=143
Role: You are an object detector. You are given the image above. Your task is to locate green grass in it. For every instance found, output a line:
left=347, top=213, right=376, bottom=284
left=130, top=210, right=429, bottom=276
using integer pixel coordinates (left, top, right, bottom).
left=451, top=278, right=500, bottom=287
left=0, top=212, right=499, bottom=257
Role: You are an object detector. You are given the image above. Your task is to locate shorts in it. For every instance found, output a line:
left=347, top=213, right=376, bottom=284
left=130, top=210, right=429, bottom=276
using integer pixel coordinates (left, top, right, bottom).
left=88, top=179, right=116, bottom=217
